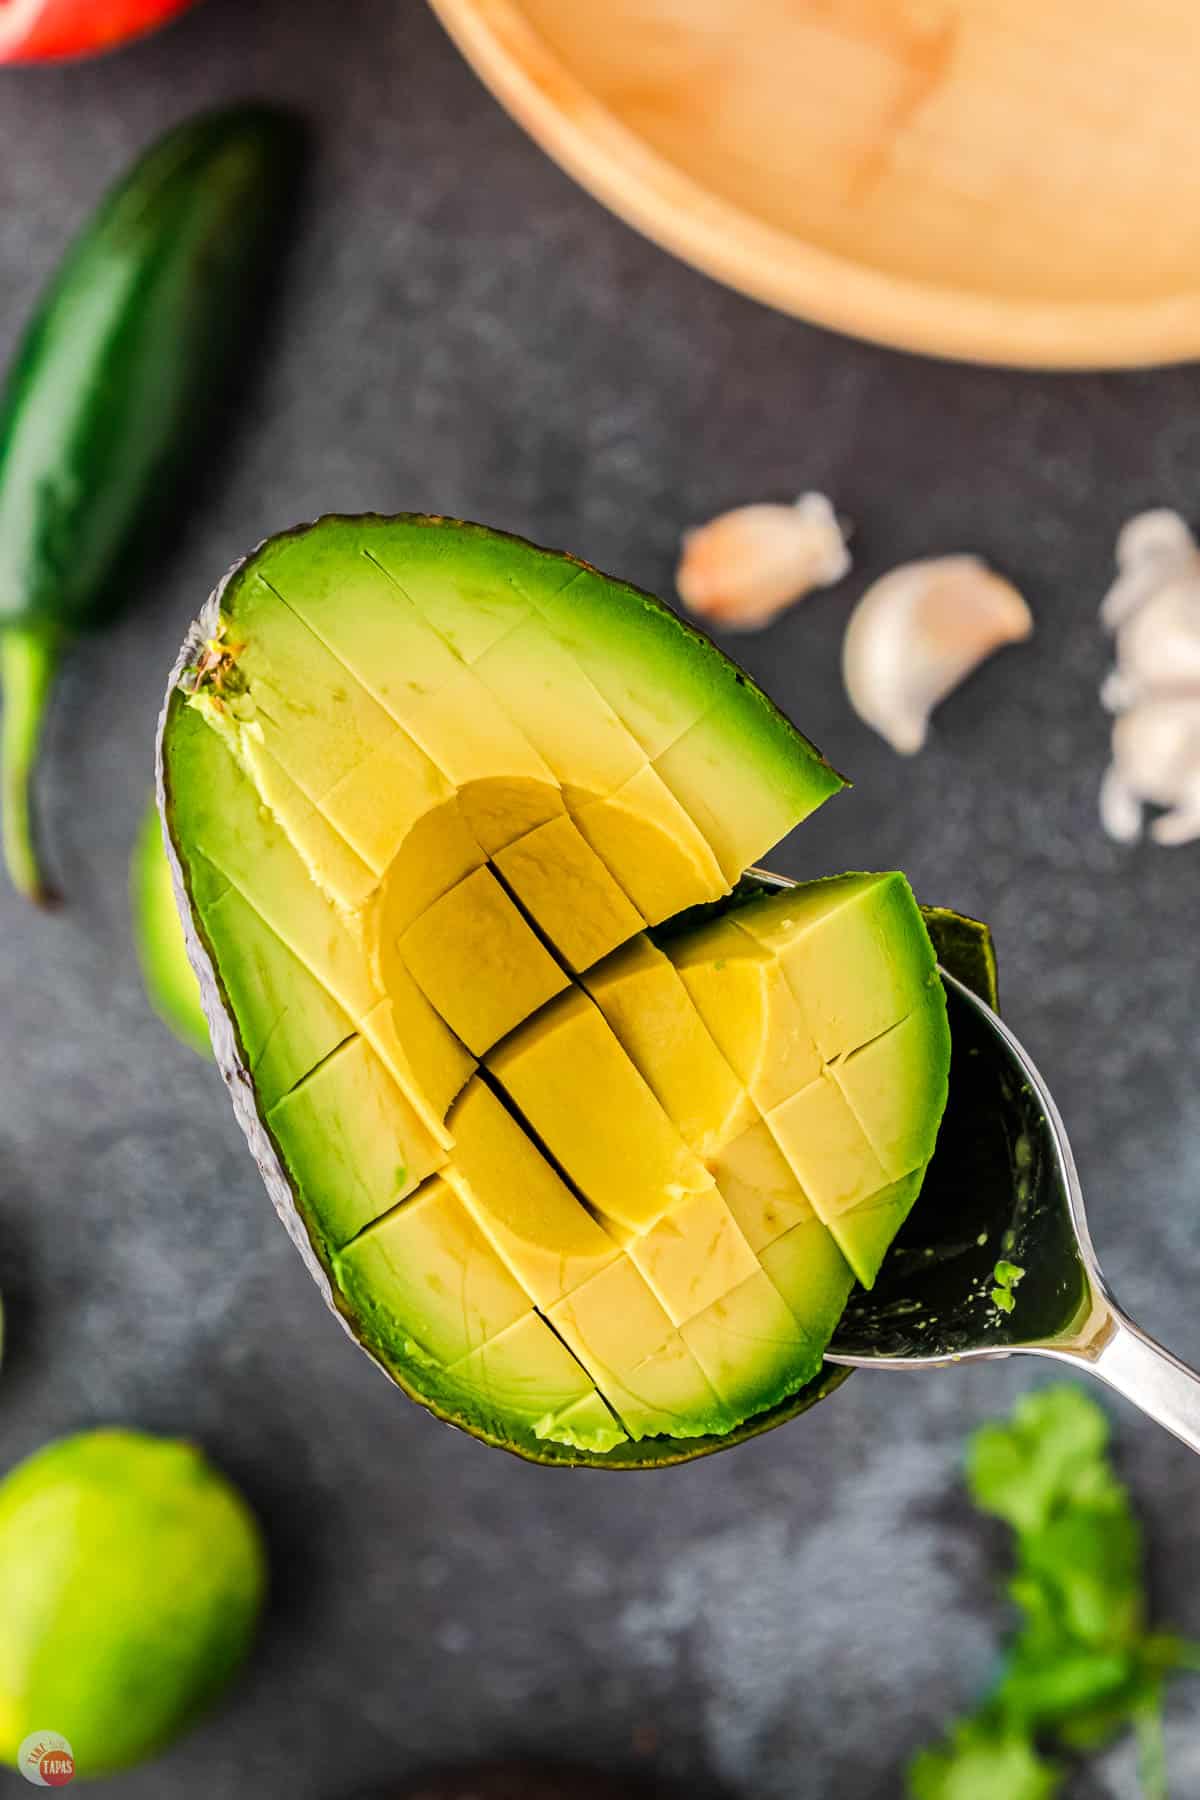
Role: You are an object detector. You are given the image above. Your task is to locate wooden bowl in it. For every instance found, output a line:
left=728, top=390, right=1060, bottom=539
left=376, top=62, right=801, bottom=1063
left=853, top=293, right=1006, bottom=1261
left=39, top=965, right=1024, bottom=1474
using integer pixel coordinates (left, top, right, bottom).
left=428, top=0, right=1200, bottom=369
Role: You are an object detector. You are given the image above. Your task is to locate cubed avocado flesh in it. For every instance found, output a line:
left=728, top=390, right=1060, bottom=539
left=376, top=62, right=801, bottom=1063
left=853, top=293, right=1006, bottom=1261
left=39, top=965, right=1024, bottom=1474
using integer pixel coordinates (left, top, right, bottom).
left=398, top=864, right=569, bottom=1055
left=486, top=988, right=717, bottom=1235
left=669, top=918, right=821, bottom=1109
left=161, top=514, right=952, bottom=1467
left=443, top=1076, right=619, bottom=1308
left=581, top=935, right=756, bottom=1158
left=269, top=1037, right=446, bottom=1255
left=492, top=814, right=643, bottom=973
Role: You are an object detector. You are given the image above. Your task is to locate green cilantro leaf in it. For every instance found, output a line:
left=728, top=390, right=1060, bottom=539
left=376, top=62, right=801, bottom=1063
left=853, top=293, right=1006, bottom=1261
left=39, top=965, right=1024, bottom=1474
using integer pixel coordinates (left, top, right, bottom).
left=967, top=1386, right=1110, bottom=1536
left=908, top=1717, right=1061, bottom=1800
left=906, top=1385, right=1199, bottom=1798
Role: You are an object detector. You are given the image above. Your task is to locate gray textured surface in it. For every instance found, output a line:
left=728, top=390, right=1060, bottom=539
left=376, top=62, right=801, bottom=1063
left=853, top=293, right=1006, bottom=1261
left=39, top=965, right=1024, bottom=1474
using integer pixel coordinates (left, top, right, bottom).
left=1, top=1, right=1198, bottom=1795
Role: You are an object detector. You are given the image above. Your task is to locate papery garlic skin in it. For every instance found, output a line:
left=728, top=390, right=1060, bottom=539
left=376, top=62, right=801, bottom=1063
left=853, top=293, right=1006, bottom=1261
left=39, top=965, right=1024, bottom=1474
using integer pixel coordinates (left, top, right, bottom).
left=842, top=555, right=1032, bottom=755
left=676, top=492, right=850, bottom=631
left=1099, top=510, right=1200, bottom=844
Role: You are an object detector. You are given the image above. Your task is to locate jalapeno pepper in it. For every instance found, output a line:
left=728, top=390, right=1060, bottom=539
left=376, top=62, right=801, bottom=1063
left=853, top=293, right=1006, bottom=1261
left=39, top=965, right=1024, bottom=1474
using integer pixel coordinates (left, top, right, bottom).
left=0, top=104, right=304, bottom=903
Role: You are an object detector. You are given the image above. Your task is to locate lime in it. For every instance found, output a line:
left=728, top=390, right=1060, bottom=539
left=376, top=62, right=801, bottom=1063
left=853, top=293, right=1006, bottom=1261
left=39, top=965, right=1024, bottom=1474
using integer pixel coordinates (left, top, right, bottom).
left=0, top=1429, right=266, bottom=1778
left=130, top=800, right=210, bottom=1057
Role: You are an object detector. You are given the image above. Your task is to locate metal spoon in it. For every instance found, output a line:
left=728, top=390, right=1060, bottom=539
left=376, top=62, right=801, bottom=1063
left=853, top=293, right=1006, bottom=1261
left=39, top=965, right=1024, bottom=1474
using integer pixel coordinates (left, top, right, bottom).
left=741, top=867, right=1200, bottom=1450
left=823, top=964, right=1200, bottom=1454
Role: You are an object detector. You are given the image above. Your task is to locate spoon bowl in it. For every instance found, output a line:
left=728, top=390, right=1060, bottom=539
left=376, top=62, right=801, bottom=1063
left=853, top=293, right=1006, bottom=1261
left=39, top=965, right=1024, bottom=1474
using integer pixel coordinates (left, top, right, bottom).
left=829, top=969, right=1094, bottom=1364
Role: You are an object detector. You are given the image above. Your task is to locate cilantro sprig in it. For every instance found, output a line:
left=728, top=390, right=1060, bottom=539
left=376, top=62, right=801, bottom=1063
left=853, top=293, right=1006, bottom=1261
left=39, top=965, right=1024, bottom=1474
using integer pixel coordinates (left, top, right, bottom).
left=908, top=1387, right=1200, bottom=1800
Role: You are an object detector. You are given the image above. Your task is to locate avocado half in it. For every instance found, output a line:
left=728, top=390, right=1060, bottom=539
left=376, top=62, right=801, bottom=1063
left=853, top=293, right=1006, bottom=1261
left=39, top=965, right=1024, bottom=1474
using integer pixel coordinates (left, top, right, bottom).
left=158, top=515, right=970, bottom=1467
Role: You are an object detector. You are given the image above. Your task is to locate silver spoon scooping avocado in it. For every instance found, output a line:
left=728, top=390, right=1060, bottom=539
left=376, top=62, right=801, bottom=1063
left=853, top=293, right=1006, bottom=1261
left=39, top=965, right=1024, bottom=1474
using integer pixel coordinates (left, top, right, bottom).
left=746, top=869, right=1200, bottom=1453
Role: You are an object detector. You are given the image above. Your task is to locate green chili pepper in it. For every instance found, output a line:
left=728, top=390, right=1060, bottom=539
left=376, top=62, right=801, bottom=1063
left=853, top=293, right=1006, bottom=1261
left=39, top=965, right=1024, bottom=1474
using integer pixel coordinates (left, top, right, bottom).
left=0, top=104, right=304, bottom=904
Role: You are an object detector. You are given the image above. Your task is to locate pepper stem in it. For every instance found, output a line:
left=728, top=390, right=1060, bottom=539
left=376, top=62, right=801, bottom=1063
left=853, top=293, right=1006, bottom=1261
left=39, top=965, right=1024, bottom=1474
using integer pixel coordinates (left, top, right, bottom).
left=1, top=628, right=60, bottom=907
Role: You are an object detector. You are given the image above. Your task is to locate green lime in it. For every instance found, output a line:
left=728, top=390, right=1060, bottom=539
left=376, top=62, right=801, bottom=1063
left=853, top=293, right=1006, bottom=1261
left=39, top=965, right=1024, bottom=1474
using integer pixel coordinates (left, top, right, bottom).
left=130, top=800, right=210, bottom=1057
left=0, top=1429, right=266, bottom=1778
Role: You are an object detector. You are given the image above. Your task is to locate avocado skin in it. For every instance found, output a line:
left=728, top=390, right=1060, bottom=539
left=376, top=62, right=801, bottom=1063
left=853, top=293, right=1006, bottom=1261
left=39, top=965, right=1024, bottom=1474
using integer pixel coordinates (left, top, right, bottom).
left=920, top=904, right=999, bottom=1011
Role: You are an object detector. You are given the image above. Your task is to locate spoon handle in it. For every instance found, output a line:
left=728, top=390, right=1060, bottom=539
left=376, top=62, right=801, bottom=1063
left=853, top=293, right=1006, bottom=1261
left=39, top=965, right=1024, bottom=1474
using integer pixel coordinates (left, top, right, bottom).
left=1048, top=1306, right=1200, bottom=1456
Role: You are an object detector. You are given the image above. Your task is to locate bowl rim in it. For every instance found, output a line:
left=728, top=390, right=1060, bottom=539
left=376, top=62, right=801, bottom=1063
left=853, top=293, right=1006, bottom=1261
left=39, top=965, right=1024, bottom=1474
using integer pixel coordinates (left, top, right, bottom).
left=429, top=0, right=1200, bottom=371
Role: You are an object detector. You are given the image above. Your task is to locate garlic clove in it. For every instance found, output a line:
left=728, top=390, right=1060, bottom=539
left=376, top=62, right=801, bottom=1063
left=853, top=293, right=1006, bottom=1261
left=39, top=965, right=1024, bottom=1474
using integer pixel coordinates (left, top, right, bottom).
left=1107, top=575, right=1200, bottom=706
left=1099, top=762, right=1144, bottom=845
left=841, top=555, right=1032, bottom=756
left=675, top=492, right=850, bottom=631
left=1103, top=696, right=1200, bottom=846
left=1099, top=511, right=1200, bottom=845
left=1100, top=669, right=1136, bottom=715
left=1116, top=508, right=1196, bottom=573
left=1108, top=691, right=1200, bottom=824
left=1102, top=509, right=1199, bottom=632
left=1103, top=566, right=1175, bottom=636
left=1151, top=800, right=1200, bottom=846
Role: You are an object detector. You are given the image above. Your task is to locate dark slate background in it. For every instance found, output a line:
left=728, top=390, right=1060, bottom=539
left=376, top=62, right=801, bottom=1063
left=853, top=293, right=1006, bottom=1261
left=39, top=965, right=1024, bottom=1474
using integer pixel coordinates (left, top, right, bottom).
left=1, top=2, right=1198, bottom=1795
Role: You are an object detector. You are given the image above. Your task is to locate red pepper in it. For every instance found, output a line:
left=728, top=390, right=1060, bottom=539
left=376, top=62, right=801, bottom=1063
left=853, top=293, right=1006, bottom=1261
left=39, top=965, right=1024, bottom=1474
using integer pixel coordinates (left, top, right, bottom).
left=0, top=0, right=199, bottom=62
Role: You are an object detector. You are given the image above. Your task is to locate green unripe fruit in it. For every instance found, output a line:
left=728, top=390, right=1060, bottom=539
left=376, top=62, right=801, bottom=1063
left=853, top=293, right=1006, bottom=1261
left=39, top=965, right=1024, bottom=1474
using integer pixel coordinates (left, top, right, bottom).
left=0, top=1429, right=266, bottom=1778
left=131, top=799, right=210, bottom=1057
